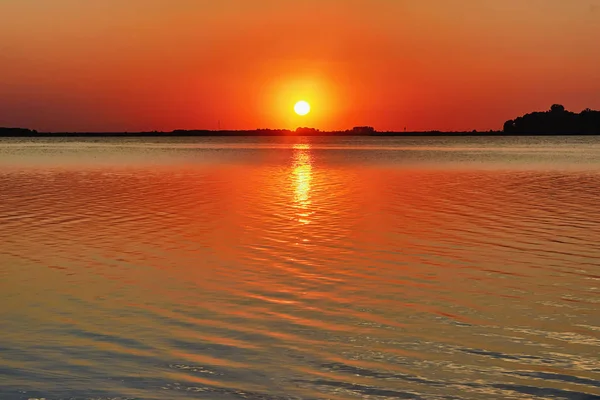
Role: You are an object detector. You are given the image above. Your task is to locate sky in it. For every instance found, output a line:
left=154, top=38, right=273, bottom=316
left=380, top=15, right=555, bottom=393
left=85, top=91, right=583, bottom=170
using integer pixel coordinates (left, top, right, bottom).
left=1, top=0, right=599, bottom=132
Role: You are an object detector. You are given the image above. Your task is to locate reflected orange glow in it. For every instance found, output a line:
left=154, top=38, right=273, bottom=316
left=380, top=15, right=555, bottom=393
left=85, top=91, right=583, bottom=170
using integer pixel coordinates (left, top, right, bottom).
left=2, top=150, right=600, bottom=398
left=292, top=144, right=313, bottom=224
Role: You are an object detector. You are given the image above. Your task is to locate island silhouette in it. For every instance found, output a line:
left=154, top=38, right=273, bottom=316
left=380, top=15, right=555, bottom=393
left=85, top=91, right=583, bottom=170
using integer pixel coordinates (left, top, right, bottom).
left=2, top=105, right=599, bottom=137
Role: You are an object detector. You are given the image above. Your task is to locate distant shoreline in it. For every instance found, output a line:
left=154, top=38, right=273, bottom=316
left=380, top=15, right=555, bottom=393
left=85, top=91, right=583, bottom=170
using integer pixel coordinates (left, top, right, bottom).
left=1, top=130, right=600, bottom=138
left=2, top=105, right=599, bottom=137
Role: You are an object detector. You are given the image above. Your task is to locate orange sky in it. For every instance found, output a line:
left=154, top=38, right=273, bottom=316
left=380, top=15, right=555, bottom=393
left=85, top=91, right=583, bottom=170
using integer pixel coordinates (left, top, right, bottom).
left=1, top=0, right=599, bottom=132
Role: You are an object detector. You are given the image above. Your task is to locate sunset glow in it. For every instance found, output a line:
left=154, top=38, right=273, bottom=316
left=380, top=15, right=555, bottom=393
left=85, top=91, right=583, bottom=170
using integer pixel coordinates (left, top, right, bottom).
left=0, top=1, right=599, bottom=132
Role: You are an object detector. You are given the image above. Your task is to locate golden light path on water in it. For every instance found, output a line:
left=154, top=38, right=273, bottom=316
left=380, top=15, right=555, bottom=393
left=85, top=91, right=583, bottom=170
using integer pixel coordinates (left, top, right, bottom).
left=292, top=144, right=313, bottom=225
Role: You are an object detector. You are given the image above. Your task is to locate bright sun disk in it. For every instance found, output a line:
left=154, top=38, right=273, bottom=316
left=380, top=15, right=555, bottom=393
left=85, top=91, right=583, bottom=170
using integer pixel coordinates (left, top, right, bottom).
left=294, top=101, right=311, bottom=116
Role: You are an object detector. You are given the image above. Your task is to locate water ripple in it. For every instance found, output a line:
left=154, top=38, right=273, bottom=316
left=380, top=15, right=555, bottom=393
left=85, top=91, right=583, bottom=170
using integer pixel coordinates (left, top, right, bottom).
left=1, top=136, right=600, bottom=399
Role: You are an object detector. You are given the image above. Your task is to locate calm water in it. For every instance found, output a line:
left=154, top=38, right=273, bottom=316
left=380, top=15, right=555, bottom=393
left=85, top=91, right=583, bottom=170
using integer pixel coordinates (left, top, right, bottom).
left=1, top=136, right=599, bottom=400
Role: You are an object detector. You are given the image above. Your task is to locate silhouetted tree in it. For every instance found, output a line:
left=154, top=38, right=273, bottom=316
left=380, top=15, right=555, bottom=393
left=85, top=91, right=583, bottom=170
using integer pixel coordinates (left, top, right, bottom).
left=295, top=127, right=320, bottom=135
left=351, top=126, right=376, bottom=134
left=503, top=105, right=600, bottom=134
left=503, top=120, right=515, bottom=133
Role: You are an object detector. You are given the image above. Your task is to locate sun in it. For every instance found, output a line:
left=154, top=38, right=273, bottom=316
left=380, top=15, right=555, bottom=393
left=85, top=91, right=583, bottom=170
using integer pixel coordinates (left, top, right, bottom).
left=294, top=101, right=311, bottom=116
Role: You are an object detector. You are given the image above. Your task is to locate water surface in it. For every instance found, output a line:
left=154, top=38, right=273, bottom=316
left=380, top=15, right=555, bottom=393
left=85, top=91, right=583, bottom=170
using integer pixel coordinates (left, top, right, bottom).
left=1, top=136, right=599, bottom=399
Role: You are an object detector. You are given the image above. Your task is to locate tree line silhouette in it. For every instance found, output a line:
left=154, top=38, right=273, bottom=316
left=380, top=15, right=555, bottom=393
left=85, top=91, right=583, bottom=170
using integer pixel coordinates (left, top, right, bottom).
left=2, top=106, right=600, bottom=136
left=0, top=127, right=38, bottom=135
left=504, top=105, right=600, bottom=134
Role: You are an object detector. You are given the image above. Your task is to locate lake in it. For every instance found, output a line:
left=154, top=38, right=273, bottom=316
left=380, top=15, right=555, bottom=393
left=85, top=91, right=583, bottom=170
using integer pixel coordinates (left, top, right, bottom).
left=1, top=136, right=599, bottom=400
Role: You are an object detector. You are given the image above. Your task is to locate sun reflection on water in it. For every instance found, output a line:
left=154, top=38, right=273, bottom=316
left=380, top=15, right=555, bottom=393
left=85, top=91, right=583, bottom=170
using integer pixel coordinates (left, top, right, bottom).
left=292, top=144, right=313, bottom=224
